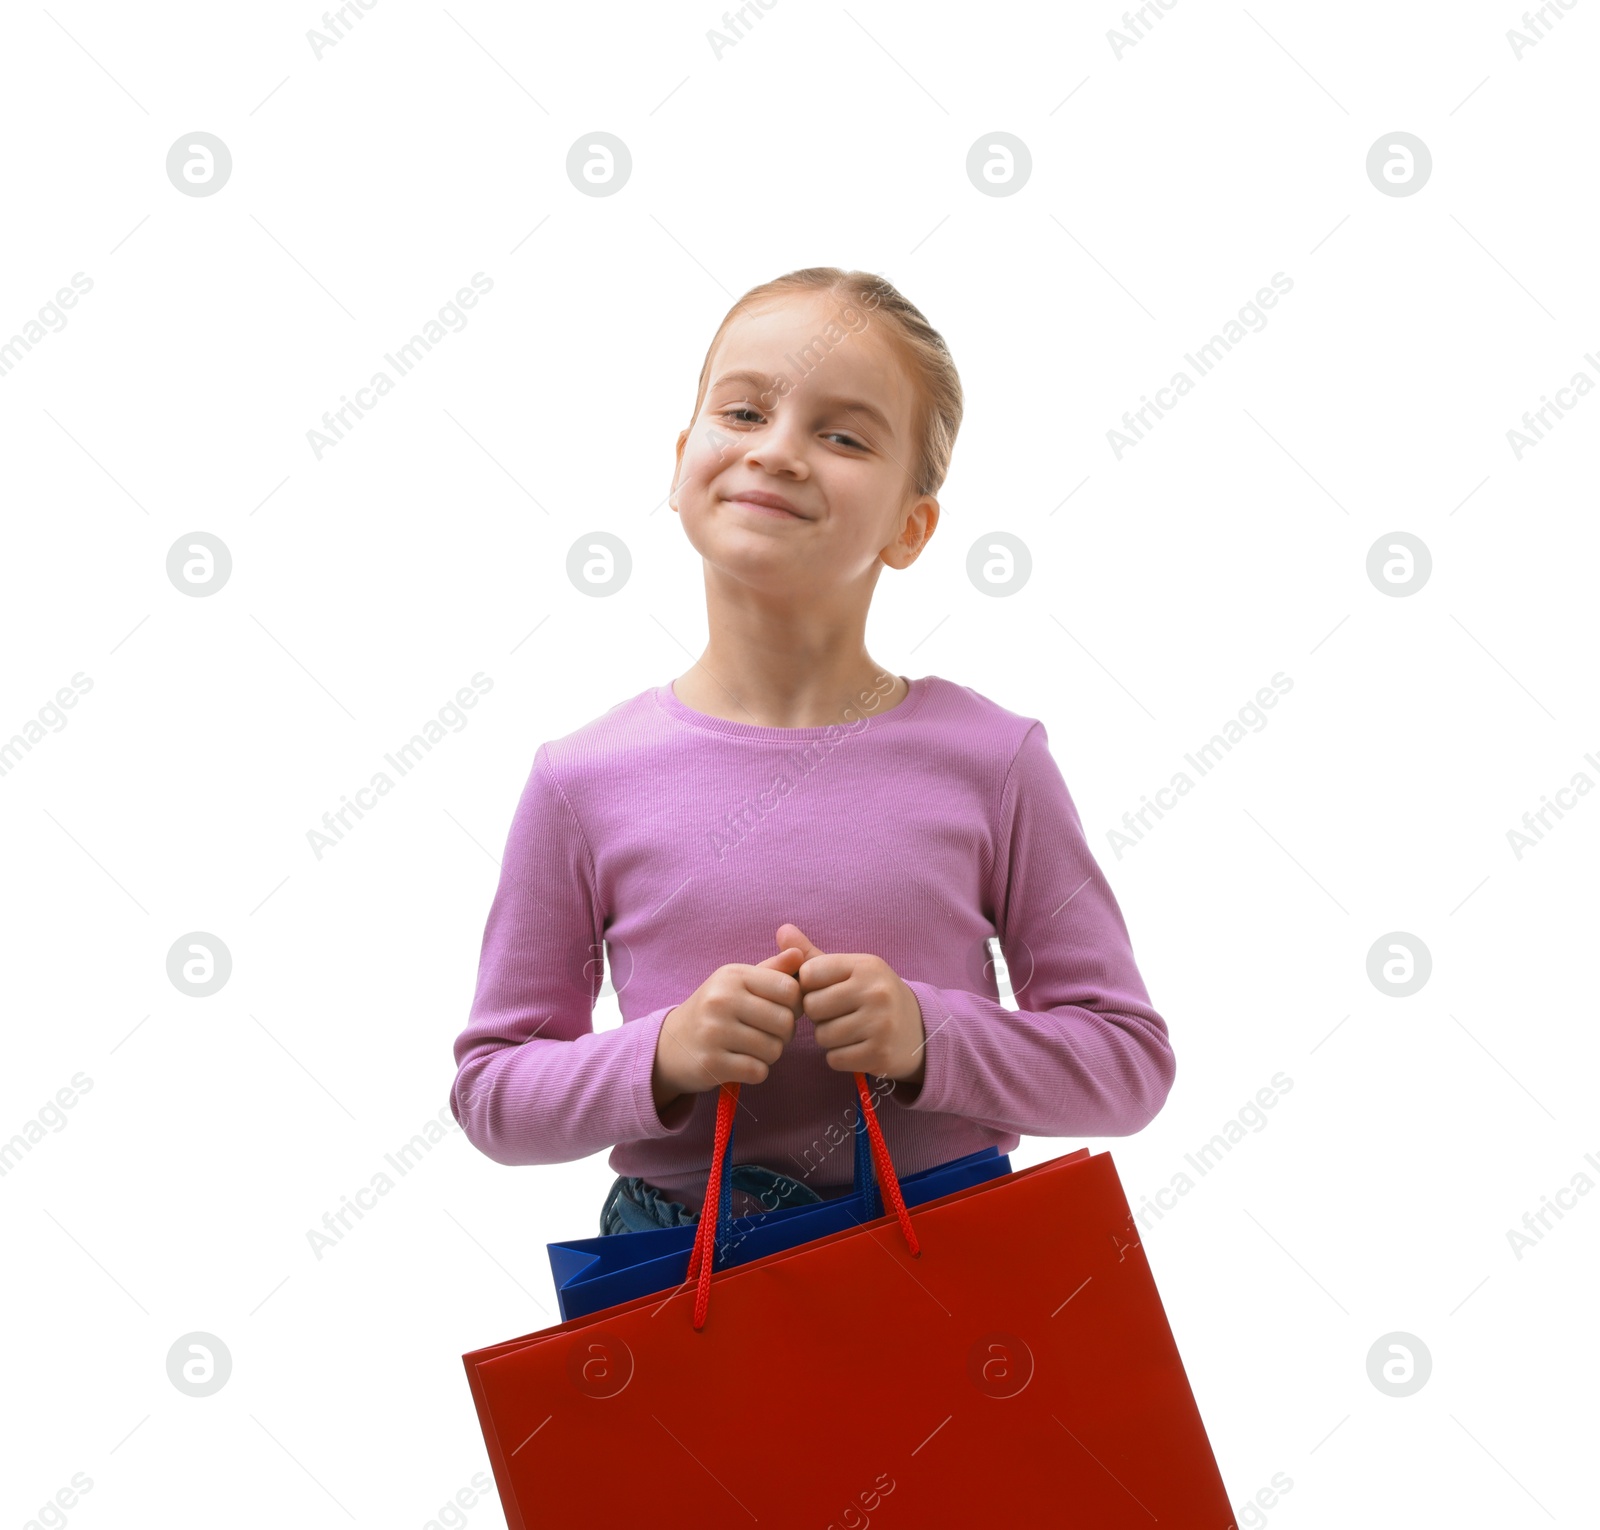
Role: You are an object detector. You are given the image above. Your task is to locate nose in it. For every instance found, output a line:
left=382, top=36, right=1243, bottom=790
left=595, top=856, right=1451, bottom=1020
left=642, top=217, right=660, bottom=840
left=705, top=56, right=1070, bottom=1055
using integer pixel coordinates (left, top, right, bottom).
left=739, top=411, right=809, bottom=480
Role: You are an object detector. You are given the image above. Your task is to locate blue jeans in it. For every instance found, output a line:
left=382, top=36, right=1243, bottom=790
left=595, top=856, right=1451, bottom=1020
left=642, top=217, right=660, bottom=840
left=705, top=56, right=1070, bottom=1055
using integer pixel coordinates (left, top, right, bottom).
left=599, top=1165, right=825, bottom=1236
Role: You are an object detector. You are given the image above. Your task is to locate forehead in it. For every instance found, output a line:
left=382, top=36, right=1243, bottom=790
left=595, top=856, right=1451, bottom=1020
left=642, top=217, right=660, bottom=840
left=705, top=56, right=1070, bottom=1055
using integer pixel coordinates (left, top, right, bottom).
left=706, top=292, right=912, bottom=436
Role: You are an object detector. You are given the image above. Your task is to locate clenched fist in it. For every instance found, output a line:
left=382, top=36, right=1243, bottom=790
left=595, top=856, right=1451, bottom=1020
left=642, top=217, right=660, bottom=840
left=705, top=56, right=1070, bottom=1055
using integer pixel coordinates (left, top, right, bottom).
left=778, top=922, right=927, bottom=1089
left=650, top=945, right=805, bottom=1119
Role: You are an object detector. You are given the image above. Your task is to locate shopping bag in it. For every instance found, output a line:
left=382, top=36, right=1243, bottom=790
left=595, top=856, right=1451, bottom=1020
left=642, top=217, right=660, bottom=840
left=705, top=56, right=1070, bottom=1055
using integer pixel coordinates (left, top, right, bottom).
left=462, top=1073, right=1234, bottom=1528
left=549, top=1077, right=1012, bottom=1319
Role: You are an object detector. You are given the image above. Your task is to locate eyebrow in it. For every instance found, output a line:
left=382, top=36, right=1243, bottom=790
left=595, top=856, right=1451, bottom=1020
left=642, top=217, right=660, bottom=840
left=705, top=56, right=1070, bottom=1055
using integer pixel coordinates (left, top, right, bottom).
left=710, top=370, right=896, bottom=437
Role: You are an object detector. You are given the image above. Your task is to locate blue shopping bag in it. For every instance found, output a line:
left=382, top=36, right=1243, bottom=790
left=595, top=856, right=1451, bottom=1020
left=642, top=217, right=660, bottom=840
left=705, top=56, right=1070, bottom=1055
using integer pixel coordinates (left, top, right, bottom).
left=548, top=1089, right=1011, bottom=1320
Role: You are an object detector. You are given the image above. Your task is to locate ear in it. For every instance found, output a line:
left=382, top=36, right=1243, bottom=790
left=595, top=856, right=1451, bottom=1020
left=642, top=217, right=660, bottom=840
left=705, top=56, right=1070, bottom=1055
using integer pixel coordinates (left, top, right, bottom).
left=882, top=494, right=939, bottom=570
left=670, top=428, right=689, bottom=511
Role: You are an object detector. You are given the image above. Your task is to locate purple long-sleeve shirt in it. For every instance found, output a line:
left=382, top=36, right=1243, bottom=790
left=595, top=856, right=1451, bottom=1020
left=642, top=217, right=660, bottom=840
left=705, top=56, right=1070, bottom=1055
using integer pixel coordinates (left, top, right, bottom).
left=449, top=674, right=1174, bottom=1213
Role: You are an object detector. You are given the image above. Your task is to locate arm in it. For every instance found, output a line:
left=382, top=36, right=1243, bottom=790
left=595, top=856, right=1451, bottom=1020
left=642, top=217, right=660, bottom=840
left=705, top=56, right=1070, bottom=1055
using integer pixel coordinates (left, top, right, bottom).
left=448, top=746, right=696, bottom=1165
left=889, top=722, right=1176, bottom=1138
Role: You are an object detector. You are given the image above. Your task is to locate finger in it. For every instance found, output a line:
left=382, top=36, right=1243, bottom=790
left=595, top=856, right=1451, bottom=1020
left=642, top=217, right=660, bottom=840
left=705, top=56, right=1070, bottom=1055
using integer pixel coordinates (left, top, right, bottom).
left=811, top=1008, right=872, bottom=1050
left=710, top=1049, right=772, bottom=1086
left=757, top=945, right=804, bottom=973
left=797, top=953, right=853, bottom=996
left=732, top=993, right=797, bottom=1047
left=776, top=923, right=827, bottom=963
left=728, top=1019, right=786, bottom=1066
left=819, top=1039, right=881, bottom=1074
left=743, top=964, right=803, bottom=1012
left=659, top=1021, right=746, bottom=1094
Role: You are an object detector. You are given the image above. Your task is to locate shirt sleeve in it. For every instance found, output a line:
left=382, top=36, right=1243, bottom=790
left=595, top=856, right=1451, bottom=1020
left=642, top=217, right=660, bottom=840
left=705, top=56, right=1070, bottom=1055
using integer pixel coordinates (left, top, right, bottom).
left=889, top=721, right=1176, bottom=1138
left=448, top=745, right=697, bottom=1165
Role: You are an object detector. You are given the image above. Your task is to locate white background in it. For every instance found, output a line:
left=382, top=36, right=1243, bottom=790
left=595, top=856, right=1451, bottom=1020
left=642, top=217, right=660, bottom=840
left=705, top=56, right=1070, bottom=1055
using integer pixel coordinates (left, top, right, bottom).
left=2, top=2, right=1596, bottom=1526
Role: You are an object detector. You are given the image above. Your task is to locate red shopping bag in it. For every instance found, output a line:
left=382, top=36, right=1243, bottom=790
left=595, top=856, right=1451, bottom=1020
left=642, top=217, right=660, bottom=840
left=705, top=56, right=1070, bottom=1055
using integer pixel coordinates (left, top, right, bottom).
left=463, top=1076, right=1234, bottom=1528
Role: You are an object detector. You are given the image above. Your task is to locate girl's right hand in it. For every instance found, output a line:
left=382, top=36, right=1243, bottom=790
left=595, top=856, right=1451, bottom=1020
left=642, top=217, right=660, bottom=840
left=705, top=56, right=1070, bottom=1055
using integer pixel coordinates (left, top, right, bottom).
left=650, top=946, right=805, bottom=1112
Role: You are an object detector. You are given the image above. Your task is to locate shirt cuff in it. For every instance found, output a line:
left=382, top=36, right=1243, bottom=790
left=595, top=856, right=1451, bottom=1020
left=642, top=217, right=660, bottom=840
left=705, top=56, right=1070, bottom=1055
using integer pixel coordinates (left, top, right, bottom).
left=887, top=981, right=958, bottom=1115
left=628, top=1005, right=699, bottom=1141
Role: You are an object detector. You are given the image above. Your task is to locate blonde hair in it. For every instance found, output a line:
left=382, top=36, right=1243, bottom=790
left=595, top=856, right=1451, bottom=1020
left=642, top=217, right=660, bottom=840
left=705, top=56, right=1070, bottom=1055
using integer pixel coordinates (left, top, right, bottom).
left=684, top=267, right=963, bottom=502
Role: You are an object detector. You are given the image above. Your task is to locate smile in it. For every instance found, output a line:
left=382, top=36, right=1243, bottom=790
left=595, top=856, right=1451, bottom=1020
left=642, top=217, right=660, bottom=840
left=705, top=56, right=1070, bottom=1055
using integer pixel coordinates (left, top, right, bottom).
left=727, top=497, right=806, bottom=520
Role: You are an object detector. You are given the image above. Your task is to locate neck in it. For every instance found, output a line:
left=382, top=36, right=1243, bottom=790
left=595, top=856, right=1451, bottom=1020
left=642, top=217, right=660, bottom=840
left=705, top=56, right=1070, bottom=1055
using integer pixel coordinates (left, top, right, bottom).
left=674, top=649, right=904, bottom=729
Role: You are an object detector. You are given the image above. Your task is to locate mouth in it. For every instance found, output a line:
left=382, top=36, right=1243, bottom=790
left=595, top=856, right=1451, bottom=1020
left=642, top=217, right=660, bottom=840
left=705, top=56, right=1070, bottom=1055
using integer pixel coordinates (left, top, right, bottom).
left=722, top=491, right=808, bottom=520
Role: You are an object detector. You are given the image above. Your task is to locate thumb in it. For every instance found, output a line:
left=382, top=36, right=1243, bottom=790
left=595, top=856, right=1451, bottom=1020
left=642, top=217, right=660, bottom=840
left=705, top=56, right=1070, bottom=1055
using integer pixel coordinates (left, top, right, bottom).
left=756, top=945, right=805, bottom=973
left=776, top=923, right=827, bottom=964
left=756, top=945, right=805, bottom=1024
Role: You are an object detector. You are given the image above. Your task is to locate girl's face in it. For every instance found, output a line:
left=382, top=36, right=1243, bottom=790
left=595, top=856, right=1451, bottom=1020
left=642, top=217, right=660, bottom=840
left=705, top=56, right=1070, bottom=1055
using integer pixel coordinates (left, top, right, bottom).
left=671, top=292, right=938, bottom=593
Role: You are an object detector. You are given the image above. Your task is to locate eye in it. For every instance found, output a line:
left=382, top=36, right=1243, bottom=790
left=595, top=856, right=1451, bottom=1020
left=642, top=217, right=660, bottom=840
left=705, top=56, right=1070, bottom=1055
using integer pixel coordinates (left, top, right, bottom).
left=715, top=408, right=867, bottom=450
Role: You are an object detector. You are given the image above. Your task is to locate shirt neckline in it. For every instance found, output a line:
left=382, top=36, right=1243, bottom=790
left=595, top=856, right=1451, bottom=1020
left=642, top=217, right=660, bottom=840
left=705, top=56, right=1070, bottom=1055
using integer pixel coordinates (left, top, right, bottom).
left=652, top=674, right=930, bottom=742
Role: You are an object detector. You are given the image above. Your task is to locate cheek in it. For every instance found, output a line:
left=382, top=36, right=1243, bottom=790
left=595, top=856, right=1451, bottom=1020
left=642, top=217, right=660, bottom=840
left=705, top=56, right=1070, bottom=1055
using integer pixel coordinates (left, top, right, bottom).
left=682, top=420, right=736, bottom=484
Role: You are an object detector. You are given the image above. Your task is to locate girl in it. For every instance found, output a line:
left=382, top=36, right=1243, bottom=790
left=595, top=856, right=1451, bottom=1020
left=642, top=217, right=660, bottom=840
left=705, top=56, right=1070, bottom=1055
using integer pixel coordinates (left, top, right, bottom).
left=449, top=267, right=1175, bottom=1235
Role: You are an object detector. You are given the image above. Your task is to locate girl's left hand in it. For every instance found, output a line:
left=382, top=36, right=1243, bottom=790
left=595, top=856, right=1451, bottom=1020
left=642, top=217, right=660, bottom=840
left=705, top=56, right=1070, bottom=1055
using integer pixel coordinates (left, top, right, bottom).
left=775, top=923, right=928, bottom=1087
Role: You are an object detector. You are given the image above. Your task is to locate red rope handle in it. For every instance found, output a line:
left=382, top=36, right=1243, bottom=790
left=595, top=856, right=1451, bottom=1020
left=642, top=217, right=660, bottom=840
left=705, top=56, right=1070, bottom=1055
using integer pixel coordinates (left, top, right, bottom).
left=688, top=1081, right=739, bottom=1328
left=688, top=1072, right=917, bottom=1331
left=855, top=1072, right=920, bottom=1257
